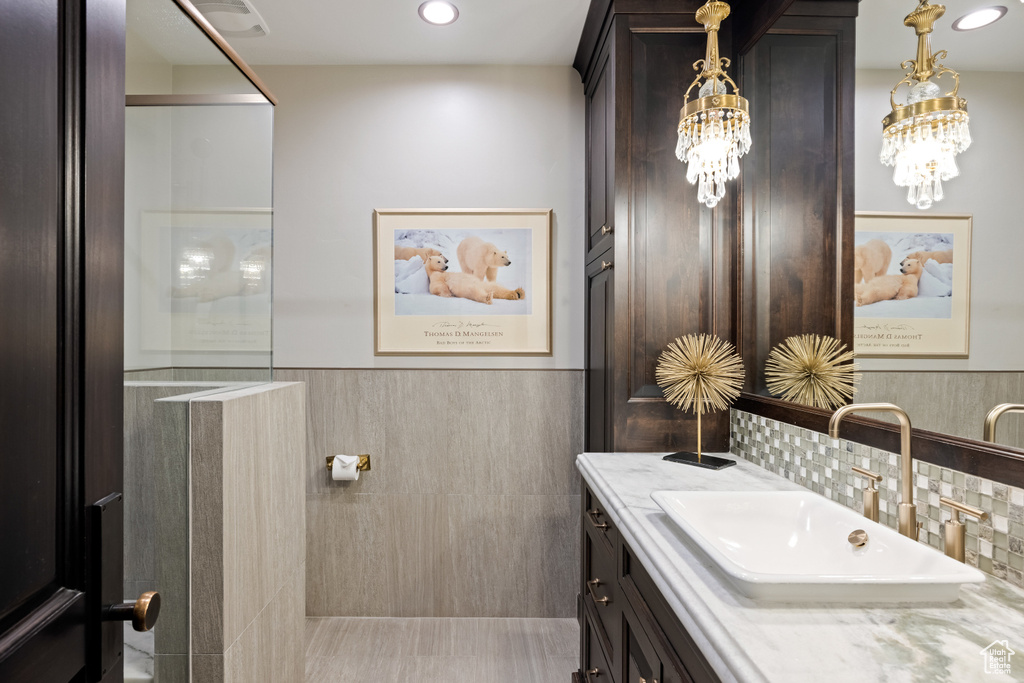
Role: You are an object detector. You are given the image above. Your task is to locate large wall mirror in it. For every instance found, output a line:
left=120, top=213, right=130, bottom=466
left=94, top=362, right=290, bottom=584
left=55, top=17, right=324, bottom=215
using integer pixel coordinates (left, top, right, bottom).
left=735, top=0, right=1024, bottom=488
left=851, top=0, right=1024, bottom=452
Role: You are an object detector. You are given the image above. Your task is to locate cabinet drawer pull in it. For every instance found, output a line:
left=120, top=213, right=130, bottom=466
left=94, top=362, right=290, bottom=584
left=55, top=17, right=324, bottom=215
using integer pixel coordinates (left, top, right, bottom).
left=588, top=508, right=610, bottom=530
left=586, top=668, right=602, bottom=682
left=587, top=578, right=611, bottom=606
left=601, top=224, right=613, bottom=236
left=601, top=260, right=613, bottom=271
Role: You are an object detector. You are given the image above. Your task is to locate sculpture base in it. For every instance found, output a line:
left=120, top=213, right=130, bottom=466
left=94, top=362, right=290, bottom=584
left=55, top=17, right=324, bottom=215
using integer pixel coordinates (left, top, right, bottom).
left=662, top=451, right=736, bottom=471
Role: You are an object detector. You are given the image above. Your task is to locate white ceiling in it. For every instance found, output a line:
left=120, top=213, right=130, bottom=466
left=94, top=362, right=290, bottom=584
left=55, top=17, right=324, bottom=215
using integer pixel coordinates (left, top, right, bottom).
left=856, top=0, right=1024, bottom=72
left=133, top=0, right=1023, bottom=70
left=221, top=0, right=592, bottom=66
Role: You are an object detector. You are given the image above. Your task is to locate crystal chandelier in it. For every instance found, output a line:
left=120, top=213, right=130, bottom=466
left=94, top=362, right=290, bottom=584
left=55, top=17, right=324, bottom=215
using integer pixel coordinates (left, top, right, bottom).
left=676, top=1, right=751, bottom=209
left=880, top=1, right=970, bottom=210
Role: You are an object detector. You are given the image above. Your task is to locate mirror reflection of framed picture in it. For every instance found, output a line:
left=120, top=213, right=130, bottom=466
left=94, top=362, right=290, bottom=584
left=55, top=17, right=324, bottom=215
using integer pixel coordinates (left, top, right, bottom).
left=373, top=209, right=552, bottom=356
left=139, top=209, right=273, bottom=352
left=853, top=212, right=971, bottom=358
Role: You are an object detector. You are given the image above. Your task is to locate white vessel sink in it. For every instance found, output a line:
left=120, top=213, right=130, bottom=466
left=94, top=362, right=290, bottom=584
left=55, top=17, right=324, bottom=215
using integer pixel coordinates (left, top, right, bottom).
left=651, top=490, right=985, bottom=603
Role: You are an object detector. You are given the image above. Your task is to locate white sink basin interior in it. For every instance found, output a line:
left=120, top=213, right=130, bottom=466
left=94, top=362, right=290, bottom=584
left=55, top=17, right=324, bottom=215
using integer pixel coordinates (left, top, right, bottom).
left=651, top=489, right=985, bottom=603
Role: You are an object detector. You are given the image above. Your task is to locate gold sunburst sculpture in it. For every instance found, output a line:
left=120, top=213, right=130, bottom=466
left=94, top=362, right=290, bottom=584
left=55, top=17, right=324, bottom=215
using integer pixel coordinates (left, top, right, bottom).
left=764, top=334, right=860, bottom=410
left=656, top=333, right=745, bottom=459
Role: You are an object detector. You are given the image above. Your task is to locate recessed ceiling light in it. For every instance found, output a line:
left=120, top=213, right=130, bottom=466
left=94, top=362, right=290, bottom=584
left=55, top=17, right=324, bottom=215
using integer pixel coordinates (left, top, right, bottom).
left=951, top=5, right=1007, bottom=30
left=418, top=1, right=459, bottom=26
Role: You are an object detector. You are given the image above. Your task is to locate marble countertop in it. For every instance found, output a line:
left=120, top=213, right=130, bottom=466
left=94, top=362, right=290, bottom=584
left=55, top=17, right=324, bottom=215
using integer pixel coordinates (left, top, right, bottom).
left=577, top=452, right=1024, bottom=683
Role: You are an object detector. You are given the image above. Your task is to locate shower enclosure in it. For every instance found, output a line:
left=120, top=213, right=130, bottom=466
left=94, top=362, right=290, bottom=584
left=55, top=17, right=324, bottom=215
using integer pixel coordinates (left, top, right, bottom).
left=123, top=1, right=276, bottom=679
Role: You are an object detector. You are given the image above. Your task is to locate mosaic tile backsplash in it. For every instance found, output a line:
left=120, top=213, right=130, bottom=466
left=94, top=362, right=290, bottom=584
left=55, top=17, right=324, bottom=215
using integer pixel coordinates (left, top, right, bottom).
left=730, top=409, right=1024, bottom=589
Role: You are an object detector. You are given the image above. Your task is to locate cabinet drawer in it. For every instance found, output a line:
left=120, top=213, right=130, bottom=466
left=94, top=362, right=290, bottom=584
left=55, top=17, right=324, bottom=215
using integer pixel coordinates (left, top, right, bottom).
left=583, top=609, right=613, bottom=683
left=584, top=486, right=616, bottom=557
left=583, top=528, right=620, bottom=665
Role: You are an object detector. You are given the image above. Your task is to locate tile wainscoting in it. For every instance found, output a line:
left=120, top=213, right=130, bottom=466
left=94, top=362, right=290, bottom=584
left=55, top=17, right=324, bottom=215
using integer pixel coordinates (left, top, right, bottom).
left=274, top=369, right=585, bottom=619
left=858, top=371, right=1024, bottom=449
left=731, top=409, right=1024, bottom=589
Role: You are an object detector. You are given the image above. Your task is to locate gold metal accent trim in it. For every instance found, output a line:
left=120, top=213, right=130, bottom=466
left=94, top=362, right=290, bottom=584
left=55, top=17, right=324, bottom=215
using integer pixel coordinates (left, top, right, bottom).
left=983, top=404, right=1024, bottom=443
left=882, top=96, right=968, bottom=129
left=848, top=529, right=868, bottom=548
left=171, top=0, right=278, bottom=105
left=680, top=93, right=749, bottom=122
left=851, top=466, right=882, bottom=483
left=126, top=94, right=271, bottom=107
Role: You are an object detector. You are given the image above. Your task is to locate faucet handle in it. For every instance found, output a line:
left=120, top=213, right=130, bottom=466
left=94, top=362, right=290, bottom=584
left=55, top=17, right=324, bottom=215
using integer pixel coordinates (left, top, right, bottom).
left=939, top=497, right=988, bottom=563
left=851, top=466, right=882, bottom=522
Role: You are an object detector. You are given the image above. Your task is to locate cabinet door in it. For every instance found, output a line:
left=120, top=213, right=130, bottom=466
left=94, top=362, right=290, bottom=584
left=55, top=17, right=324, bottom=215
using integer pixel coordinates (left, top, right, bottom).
left=623, top=606, right=662, bottom=683
left=585, top=250, right=615, bottom=452
left=586, top=37, right=614, bottom=260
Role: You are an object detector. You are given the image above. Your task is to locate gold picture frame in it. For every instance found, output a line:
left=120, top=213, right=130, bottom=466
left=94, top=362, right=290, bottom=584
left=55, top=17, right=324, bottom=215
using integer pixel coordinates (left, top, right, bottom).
left=373, top=209, right=552, bottom=356
left=853, top=212, right=971, bottom=358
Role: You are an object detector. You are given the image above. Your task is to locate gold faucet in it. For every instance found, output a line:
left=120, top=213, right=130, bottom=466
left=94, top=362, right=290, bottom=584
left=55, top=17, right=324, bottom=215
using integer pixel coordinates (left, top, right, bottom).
left=983, top=403, right=1024, bottom=443
left=829, top=403, right=918, bottom=541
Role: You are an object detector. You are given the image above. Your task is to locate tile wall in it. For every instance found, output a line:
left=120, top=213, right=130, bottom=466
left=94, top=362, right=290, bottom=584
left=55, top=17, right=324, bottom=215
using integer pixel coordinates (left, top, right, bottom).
left=731, top=409, right=1024, bottom=589
left=275, top=369, right=584, bottom=619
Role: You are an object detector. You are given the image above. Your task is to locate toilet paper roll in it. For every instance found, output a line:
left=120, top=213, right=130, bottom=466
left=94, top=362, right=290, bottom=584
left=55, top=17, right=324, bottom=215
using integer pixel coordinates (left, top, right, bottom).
left=331, top=454, right=360, bottom=481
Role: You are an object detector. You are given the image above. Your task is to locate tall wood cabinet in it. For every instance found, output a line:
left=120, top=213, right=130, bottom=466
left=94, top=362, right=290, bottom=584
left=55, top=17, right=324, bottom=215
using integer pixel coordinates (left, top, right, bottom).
left=576, top=0, right=857, bottom=454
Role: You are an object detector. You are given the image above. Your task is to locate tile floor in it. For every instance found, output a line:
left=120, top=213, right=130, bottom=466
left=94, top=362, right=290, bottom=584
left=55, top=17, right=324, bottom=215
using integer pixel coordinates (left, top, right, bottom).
left=305, top=617, right=579, bottom=682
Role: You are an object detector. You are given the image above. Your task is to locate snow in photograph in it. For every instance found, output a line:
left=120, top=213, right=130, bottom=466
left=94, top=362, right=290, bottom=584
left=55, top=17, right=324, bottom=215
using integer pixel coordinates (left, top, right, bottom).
left=854, top=231, right=954, bottom=319
left=393, top=228, right=533, bottom=316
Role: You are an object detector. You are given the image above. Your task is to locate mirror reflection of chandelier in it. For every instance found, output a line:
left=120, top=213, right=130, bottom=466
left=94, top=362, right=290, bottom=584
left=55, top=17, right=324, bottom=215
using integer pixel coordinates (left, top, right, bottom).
left=880, top=0, right=971, bottom=210
left=676, top=1, right=751, bottom=209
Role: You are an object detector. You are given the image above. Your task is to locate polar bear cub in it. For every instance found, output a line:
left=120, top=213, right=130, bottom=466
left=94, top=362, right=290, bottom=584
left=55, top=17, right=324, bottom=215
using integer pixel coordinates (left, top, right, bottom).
left=457, top=236, right=511, bottom=282
left=425, top=255, right=524, bottom=305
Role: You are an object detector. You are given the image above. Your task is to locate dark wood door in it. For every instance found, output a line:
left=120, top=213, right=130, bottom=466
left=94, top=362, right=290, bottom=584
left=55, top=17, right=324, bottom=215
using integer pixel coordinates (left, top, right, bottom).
left=0, top=0, right=125, bottom=681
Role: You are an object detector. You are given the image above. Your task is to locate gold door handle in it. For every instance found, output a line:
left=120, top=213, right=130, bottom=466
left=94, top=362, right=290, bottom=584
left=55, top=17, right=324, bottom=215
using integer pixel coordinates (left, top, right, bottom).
left=587, top=578, right=611, bottom=606
left=601, top=225, right=613, bottom=235
left=586, top=668, right=601, bottom=682
left=107, top=590, right=161, bottom=632
left=601, top=260, right=613, bottom=271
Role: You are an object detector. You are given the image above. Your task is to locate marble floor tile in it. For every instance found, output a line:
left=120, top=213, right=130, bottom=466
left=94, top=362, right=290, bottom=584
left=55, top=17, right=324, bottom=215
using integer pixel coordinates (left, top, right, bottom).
left=305, top=616, right=579, bottom=682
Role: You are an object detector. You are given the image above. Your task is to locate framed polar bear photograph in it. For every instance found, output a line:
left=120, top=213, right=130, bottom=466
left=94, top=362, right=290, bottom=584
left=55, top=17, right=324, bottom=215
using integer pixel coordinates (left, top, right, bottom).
left=373, top=208, right=552, bottom=355
left=853, top=212, right=972, bottom=358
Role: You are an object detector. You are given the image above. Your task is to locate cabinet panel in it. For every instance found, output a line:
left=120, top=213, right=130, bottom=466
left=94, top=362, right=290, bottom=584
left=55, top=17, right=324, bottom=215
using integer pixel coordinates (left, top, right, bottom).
left=587, top=37, right=616, bottom=260
left=621, top=545, right=719, bottom=683
left=613, top=19, right=736, bottom=453
left=738, top=13, right=856, bottom=394
left=586, top=251, right=615, bottom=452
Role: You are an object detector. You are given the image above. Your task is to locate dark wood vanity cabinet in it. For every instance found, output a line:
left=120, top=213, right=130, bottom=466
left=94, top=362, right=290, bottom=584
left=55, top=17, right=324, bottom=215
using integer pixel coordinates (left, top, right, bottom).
left=578, top=484, right=720, bottom=683
left=575, top=0, right=858, bottom=453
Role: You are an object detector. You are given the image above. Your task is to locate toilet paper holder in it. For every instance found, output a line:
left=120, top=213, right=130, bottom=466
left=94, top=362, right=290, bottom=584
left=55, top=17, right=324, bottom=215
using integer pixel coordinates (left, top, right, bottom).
left=326, top=454, right=371, bottom=472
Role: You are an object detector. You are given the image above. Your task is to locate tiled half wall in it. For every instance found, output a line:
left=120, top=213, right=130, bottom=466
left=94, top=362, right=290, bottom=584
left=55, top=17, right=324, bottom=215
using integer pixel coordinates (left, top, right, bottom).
left=731, top=410, right=1024, bottom=589
left=274, top=369, right=584, bottom=619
